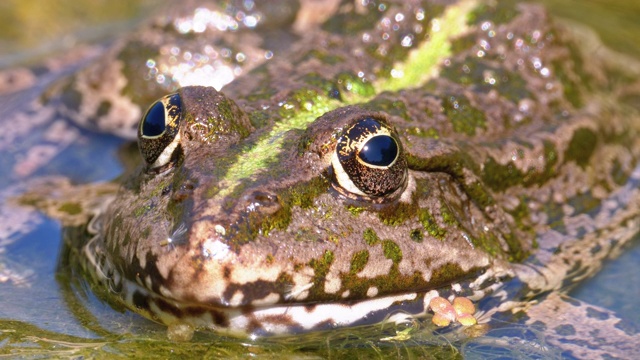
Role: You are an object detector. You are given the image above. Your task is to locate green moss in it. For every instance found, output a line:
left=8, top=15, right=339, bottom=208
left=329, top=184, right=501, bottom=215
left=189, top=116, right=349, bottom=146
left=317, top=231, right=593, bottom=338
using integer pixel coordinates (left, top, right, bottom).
left=568, top=191, right=602, bottom=216
left=259, top=177, right=330, bottom=236
left=362, top=96, right=410, bottom=121
left=503, top=232, right=529, bottom=262
left=306, top=250, right=335, bottom=301
left=248, top=110, right=270, bottom=129
left=441, top=61, right=530, bottom=104
left=482, top=156, right=524, bottom=191
left=141, top=226, right=151, bottom=239
left=300, top=49, right=344, bottom=65
left=346, top=205, right=365, bottom=216
left=288, top=176, right=330, bottom=208
left=133, top=204, right=150, bottom=217
left=439, top=201, right=458, bottom=226
left=442, top=95, right=487, bottom=136
left=278, top=89, right=323, bottom=119
left=410, top=228, right=424, bottom=243
left=376, top=2, right=470, bottom=91
left=201, top=96, right=251, bottom=140
left=405, top=126, right=440, bottom=139
left=363, top=228, right=380, bottom=246
left=58, top=202, right=82, bottom=215
left=418, top=208, right=447, bottom=239
left=564, top=128, right=598, bottom=168
left=328, top=233, right=340, bottom=244
left=382, top=240, right=402, bottom=264
left=464, top=180, right=495, bottom=208
left=406, top=149, right=497, bottom=210
left=428, top=262, right=477, bottom=287
left=469, top=233, right=500, bottom=257
left=264, top=254, right=275, bottom=265
left=335, top=72, right=376, bottom=99
left=309, top=250, right=335, bottom=284
left=550, top=38, right=592, bottom=109
left=449, top=34, right=477, bottom=55
left=205, top=185, right=220, bottom=198
left=377, top=200, right=418, bottom=226
left=482, top=140, right=561, bottom=192
left=537, top=141, right=559, bottom=181
left=507, top=197, right=534, bottom=233
left=543, top=201, right=567, bottom=231
left=468, top=0, right=519, bottom=25
left=610, top=158, right=631, bottom=186
left=349, top=250, right=370, bottom=274
left=301, top=72, right=340, bottom=100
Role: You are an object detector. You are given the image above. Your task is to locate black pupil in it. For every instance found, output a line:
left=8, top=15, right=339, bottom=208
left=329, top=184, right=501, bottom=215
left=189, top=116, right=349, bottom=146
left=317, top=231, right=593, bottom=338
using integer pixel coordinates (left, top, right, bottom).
left=142, top=101, right=166, bottom=137
left=358, top=135, right=397, bottom=167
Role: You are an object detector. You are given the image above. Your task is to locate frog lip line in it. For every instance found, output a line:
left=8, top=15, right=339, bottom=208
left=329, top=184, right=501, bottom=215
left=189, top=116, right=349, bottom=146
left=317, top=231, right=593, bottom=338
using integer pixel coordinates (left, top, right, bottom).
left=122, top=276, right=425, bottom=334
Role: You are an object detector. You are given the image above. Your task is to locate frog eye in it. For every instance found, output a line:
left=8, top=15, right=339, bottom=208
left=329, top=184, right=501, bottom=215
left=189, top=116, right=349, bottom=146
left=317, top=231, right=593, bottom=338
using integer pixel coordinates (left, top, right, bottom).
left=138, top=93, right=182, bottom=170
left=332, top=117, right=407, bottom=198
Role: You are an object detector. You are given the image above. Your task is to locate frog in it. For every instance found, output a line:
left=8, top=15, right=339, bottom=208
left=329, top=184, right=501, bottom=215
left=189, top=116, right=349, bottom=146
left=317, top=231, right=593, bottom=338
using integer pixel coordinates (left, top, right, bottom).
left=6, top=0, right=640, bottom=358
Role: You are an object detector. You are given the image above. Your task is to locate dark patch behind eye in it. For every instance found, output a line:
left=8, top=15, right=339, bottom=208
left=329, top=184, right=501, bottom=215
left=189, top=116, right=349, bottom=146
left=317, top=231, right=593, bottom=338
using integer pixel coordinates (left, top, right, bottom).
left=359, top=135, right=398, bottom=167
left=142, top=101, right=166, bottom=137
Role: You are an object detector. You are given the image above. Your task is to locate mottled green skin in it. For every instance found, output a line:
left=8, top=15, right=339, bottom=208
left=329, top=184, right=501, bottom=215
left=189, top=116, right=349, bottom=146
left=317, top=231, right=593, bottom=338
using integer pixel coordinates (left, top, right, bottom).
left=81, top=0, right=640, bottom=345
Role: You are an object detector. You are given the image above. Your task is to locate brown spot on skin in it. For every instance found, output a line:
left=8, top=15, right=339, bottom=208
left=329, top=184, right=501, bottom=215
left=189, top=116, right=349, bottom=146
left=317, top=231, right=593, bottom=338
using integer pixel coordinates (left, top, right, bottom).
left=241, top=305, right=256, bottom=316
left=223, top=266, right=231, bottom=280
left=184, top=305, right=209, bottom=318
left=312, top=318, right=336, bottom=331
left=210, top=309, right=229, bottom=327
left=155, top=297, right=184, bottom=318
left=220, top=274, right=293, bottom=307
left=261, top=313, right=294, bottom=326
left=123, top=251, right=169, bottom=295
left=246, top=318, right=265, bottom=334
left=132, top=290, right=149, bottom=311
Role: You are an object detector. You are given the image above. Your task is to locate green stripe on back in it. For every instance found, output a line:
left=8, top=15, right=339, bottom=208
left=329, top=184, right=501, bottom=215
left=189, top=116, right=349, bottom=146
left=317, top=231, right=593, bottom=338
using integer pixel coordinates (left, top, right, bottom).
left=217, top=0, right=477, bottom=198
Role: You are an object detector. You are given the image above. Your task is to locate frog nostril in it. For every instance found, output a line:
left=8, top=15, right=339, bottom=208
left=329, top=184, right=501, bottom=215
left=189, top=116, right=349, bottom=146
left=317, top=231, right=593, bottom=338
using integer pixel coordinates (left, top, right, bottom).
left=244, top=191, right=281, bottom=214
left=253, top=191, right=277, bottom=203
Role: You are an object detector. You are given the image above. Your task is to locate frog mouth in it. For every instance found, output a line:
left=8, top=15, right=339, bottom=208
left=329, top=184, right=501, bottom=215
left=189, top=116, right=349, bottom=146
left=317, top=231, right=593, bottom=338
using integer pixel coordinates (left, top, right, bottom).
left=81, top=261, right=487, bottom=338
left=78, top=231, right=504, bottom=338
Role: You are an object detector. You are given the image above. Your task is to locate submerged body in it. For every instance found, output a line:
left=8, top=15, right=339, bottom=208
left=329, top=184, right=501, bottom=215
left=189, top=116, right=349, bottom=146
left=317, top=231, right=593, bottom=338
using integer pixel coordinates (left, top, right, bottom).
left=6, top=0, right=640, bottom=357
